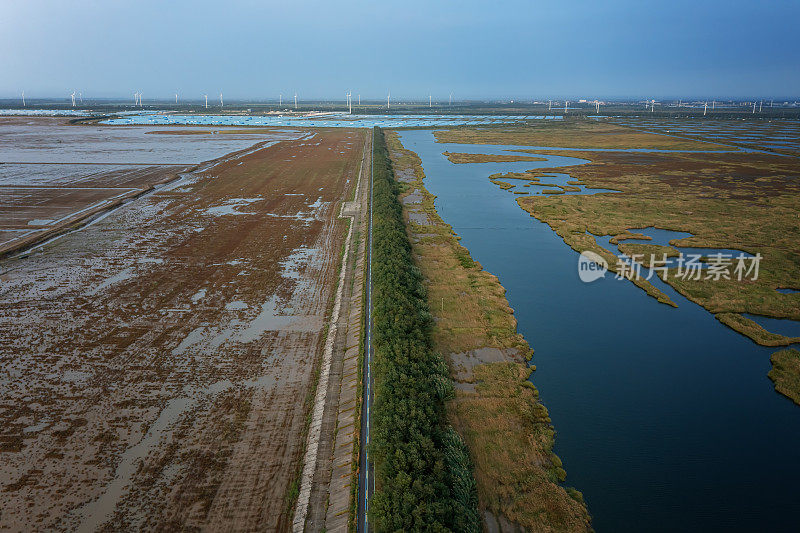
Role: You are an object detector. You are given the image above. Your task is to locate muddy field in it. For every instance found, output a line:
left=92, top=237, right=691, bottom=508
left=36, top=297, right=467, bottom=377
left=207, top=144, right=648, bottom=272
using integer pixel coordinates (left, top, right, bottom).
left=0, top=124, right=364, bottom=531
left=0, top=117, right=305, bottom=257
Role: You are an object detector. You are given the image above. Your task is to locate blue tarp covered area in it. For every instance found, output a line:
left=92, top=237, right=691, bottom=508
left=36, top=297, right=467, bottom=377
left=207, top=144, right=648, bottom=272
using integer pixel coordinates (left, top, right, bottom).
left=101, top=113, right=562, bottom=128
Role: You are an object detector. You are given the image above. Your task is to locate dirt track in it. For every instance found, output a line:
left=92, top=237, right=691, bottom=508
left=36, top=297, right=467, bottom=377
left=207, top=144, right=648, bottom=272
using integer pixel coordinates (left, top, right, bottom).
left=0, top=128, right=365, bottom=531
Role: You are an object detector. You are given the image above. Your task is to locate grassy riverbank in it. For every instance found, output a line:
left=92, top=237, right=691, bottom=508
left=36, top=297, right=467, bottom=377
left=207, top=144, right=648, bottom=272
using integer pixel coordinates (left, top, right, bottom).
left=385, top=130, right=592, bottom=531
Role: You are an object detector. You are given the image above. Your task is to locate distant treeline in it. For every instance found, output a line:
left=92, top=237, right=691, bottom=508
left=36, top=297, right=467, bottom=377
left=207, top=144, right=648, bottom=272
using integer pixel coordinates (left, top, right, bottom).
left=369, top=127, right=480, bottom=532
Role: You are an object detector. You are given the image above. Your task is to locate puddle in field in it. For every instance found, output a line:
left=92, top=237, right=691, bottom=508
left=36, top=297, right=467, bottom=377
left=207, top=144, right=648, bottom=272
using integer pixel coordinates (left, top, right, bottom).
left=190, top=289, right=206, bottom=303
left=87, top=267, right=135, bottom=295
left=204, top=197, right=261, bottom=216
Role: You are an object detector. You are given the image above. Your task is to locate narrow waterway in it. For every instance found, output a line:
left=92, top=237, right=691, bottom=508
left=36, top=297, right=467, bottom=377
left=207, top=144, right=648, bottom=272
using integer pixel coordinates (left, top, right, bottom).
left=397, top=129, right=800, bottom=532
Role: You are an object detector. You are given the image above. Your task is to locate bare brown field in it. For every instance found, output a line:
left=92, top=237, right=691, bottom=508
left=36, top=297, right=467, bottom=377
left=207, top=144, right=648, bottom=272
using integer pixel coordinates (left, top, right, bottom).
left=0, top=128, right=364, bottom=531
left=0, top=165, right=184, bottom=256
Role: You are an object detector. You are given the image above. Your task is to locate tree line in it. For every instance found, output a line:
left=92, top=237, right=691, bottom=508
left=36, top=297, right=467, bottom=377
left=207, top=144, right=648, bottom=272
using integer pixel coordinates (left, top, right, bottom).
left=369, top=127, right=480, bottom=532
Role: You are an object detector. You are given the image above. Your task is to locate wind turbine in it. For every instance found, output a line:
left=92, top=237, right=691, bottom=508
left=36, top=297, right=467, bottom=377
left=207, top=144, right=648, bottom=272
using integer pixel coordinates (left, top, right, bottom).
left=651, top=99, right=655, bottom=112
left=138, top=92, right=143, bottom=107
left=71, top=92, right=76, bottom=107
left=564, top=100, right=569, bottom=113
left=712, top=100, right=715, bottom=110
left=358, top=94, right=361, bottom=105
left=279, top=93, right=282, bottom=106
left=704, top=101, right=708, bottom=116
left=548, top=99, right=552, bottom=111
left=449, top=92, right=453, bottom=106
left=752, top=101, right=756, bottom=113
left=79, top=92, right=83, bottom=104
left=595, top=100, right=600, bottom=113
left=759, top=100, right=763, bottom=112
left=134, top=92, right=138, bottom=106
left=175, top=92, right=179, bottom=104
left=387, top=90, right=390, bottom=109
left=347, top=91, right=352, bottom=114
left=220, top=92, right=223, bottom=107
left=204, top=94, right=208, bottom=109
left=429, top=94, right=432, bottom=108
left=294, top=92, right=298, bottom=109
left=21, top=91, right=25, bottom=107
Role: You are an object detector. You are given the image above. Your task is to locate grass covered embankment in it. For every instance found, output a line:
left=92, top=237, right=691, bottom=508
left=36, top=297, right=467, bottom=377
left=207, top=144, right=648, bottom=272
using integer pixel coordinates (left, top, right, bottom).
left=369, top=128, right=481, bottom=531
left=385, top=130, right=592, bottom=531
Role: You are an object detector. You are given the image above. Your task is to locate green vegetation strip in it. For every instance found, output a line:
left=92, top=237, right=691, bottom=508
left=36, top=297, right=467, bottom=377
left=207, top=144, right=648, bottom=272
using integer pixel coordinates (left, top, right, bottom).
left=369, top=128, right=481, bottom=531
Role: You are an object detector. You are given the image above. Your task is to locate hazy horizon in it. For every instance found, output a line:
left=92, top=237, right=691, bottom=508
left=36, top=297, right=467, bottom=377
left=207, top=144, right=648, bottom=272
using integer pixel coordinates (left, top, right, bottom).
left=2, top=0, right=799, bottom=101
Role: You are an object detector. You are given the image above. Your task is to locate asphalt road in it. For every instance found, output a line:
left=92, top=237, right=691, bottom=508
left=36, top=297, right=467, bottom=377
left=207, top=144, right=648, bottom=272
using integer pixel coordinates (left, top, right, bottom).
left=357, top=129, right=374, bottom=533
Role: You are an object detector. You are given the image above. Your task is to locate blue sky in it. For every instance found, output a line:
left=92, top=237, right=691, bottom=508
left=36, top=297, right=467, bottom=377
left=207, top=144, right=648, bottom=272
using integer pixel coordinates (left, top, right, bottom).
left=1, top=0, right=798, bottom=100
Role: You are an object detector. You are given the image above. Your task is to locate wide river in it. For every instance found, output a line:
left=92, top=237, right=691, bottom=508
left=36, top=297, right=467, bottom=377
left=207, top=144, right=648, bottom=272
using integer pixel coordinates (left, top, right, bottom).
left=397, top=129, right=800, bottom=532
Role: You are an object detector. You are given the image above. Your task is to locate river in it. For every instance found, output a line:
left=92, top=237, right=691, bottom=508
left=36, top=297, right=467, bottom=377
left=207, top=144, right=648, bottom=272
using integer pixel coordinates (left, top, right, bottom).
left=397, top=129, right=800, bottom=532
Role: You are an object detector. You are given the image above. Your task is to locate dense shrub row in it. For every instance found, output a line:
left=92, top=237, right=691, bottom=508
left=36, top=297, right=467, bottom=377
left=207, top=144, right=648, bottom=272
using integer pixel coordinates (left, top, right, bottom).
left=369, top=128, right=480, bottom=532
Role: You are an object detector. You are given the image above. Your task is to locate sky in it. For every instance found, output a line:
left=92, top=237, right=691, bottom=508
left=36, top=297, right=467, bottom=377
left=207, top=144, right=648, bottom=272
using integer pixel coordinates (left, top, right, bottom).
left=1, top=0, right=798, bottom=101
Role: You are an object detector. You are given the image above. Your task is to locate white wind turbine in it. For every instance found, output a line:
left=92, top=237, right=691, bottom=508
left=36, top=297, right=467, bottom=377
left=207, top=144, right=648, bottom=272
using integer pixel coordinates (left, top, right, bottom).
left=752, top=101, right=756, bottom=113
left=139, top=92, right=143, bottom=107
left=294, top=92, right=298, bottom=109
left=347, top=91, right=352, bottom=114
left=548, top=99, right=552, bottom=111
left=704, top=101, right=708, bottom=116
left=279, top=94, right=282, bottom=106
left=220, top=92, right=223, bottom=107
left=564, top=100, right=569, bottom=113
left=595, top=100, right=600, bottom=113
left=134, top=92, right=138, bottom=106
left=651, top=99, right=655, bottom=112
left=175, top=92, right=179, bottom=104
left=387, top=90, right=390, bottom=109
left=449, top=92, right=453, bottom=106
left=70, top=92, right=76, bottom=107
left=79, top=92, right=83, bottom=104
left=204, top=94, right=208, bottom=109
left=22, top=91, right=25, bottom=107
left=759, top=100, right=763, bottom=112
left=358, top=94, right=361, bottom=105
left=429, top=94, right=432, bottom=108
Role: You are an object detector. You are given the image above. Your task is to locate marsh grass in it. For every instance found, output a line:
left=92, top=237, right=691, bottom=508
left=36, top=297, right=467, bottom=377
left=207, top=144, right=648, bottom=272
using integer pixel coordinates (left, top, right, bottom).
left=436, top=120, right=734, bottom=151
left=443, top=152, right=547, bottom=164
left=768, top=349, right=800, bottom=405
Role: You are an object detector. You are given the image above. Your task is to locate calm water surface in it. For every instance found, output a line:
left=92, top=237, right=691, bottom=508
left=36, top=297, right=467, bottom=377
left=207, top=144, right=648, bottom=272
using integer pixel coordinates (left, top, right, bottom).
left=397, top=129, right=800, bottom=533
